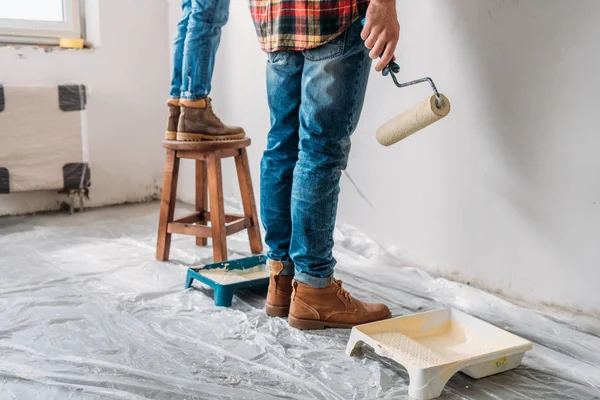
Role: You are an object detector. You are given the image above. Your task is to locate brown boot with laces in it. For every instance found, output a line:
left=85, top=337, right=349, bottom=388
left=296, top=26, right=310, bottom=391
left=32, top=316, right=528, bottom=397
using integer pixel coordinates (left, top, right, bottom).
left=288, top=279, right=391, bottom=330
left=165, top=100, right=180, bottom=140
left=265, top=259, right=294, bottom=317
left=177, top=98, right=245, bottom=141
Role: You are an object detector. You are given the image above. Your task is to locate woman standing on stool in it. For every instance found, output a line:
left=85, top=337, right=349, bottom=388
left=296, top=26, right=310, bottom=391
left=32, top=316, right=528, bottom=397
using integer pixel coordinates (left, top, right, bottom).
left=166, top=0, right=245, bottom=142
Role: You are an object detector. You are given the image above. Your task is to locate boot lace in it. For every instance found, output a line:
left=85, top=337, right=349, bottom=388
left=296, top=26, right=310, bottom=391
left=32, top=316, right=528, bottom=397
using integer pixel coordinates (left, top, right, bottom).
left=334, top=279, right=352, bottom=304
left=206, top=98, right=224, bottom=127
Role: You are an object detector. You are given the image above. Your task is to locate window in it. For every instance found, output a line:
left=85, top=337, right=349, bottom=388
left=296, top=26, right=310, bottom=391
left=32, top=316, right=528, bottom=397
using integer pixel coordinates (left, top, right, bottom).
left=0, top=0, right=82, bottom=45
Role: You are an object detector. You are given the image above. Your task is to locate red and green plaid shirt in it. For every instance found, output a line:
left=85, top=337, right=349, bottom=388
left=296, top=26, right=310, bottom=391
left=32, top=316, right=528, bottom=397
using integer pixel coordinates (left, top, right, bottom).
left=249, top=0, right=368, bottom=52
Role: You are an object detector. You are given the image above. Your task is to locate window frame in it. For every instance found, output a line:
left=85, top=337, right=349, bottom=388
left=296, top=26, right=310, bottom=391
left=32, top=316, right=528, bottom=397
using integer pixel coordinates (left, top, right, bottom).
left=0, top=0, right=83, bottom=45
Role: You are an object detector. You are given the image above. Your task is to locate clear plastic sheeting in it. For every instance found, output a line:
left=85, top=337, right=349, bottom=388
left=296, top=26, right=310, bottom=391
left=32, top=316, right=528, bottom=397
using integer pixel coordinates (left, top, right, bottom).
left=0, top=202, right=599, bottom=400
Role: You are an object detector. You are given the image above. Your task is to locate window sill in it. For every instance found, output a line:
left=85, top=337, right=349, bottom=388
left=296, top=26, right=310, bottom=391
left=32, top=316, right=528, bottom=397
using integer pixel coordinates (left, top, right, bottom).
left=0, top=42, right=96, bottom=53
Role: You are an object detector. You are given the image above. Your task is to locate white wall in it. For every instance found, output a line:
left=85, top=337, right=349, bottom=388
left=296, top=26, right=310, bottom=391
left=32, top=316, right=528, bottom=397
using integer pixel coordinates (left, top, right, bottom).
left=0, top=0, right=170, bottom=215
left=197, top=0, right=600, bottom=316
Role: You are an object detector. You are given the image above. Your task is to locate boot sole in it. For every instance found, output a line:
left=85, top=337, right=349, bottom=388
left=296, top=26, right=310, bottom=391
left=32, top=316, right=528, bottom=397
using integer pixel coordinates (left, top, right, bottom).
left=165, top=131, right=177, bottom=140
left=177, top=131, right=246, bottom=142
left=265, top=303, right=290, bottom=318
left=288, top=313, right=393, bottom=330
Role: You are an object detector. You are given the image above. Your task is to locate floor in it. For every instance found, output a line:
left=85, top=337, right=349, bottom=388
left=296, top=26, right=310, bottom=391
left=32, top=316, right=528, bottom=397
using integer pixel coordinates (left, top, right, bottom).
left=0, top=202, right=599, bottom=400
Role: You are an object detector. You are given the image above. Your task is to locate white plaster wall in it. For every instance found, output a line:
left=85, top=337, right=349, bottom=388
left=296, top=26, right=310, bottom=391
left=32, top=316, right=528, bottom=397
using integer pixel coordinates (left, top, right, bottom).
left=181, top=0, right=600, bottom=315
left=0, top=0, right=170, bottom=215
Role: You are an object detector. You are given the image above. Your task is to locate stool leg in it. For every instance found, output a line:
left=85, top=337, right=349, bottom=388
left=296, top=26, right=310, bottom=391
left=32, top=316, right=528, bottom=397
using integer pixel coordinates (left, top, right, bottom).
left=235, top=148, right=263, bottom=254
left=206, top=152, right=227, bottom=262
left=195, top=160, right=208, bottom=247
left=156, top=149, right=180, bottom=261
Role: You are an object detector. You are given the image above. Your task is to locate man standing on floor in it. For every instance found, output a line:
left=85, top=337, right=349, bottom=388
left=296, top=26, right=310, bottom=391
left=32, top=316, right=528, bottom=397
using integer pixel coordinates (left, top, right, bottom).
left=252, top=0, right=400, bottom=328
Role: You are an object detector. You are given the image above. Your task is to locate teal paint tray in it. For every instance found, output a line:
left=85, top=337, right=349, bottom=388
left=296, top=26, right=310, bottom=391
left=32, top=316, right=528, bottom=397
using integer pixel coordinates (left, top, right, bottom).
left=185, top=255, right=269, bottom=307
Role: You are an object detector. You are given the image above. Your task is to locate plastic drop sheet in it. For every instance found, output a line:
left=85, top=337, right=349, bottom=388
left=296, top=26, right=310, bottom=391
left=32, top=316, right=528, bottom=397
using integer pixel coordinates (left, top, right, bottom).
left=0, top=202, right=599, bottom=400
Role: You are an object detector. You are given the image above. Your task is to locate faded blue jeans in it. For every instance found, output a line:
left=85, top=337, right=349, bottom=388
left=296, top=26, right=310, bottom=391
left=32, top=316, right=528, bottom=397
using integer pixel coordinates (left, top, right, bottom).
left=170, top=0, right=229, bottom=100
left=261, top=19, right=372, bottom=288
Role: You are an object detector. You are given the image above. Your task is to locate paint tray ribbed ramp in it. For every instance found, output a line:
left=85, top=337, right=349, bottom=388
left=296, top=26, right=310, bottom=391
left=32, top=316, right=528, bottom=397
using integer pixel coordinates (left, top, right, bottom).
left=346, top=308, right=533, bottom=400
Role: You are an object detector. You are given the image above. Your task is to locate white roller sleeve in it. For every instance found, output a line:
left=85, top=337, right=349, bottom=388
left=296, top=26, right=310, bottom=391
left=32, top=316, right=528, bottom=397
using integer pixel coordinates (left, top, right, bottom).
left=376, top=94, right=451, bottom=146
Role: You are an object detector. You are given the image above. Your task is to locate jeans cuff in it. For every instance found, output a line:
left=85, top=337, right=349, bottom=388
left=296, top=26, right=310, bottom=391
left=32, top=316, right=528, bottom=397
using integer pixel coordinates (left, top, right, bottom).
left=181, top=92, right=208, bottom=101
left=294, top=270, right=331, bottom=289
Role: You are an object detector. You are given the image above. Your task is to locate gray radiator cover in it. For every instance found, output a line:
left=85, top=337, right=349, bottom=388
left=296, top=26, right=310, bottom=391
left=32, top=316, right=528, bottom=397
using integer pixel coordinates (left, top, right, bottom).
left=0, top=85, right=90, bottom=193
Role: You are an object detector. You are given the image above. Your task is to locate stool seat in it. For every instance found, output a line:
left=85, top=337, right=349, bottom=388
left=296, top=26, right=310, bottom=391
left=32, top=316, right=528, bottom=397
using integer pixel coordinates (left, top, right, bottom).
left=162, top=138, right=251, bottom=151
left=156, top=137, right=262, bottom=263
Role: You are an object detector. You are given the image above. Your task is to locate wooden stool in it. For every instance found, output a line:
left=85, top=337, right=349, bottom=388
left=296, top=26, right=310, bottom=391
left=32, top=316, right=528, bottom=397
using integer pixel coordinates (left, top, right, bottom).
left=156, top=138, right=263, bottom=262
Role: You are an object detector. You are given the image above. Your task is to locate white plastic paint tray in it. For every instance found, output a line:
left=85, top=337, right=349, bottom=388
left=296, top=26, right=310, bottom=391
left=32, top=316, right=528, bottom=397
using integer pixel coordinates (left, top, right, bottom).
left=346, top=308, right=533, bottom=400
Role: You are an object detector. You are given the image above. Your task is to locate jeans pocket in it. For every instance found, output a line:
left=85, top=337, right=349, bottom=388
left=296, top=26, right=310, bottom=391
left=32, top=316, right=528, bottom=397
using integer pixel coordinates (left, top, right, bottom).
left=267, top=51, right=289, bottom=65
left=302, top=31, right=347, bottom=62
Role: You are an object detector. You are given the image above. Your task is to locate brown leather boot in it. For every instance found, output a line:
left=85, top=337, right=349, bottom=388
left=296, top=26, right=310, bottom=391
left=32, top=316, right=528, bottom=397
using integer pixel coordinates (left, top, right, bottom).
left=288, top=279, right=392, bottom=330
left=265, top=260, right=294, bottom=317
left=177, top=98, right=246, bottom=141
left=165, top=101, right=180, bottom=140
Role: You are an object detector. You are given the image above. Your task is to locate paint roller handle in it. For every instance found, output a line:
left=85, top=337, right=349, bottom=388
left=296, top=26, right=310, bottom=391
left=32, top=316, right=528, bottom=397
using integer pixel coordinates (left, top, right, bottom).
left=383, top=60, right=400, bottom=77
left=361, top=18, right=400, bottom=77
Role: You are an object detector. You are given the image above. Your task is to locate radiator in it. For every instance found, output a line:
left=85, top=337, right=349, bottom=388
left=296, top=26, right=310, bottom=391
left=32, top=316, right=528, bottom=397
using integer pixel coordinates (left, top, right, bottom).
left=0, top=85, right=90, bottom=194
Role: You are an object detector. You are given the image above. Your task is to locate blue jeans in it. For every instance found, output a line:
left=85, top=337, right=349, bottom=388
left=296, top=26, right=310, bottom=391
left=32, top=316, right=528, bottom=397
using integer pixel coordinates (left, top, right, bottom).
left=170, top=0, right=229, bottom=100
left=260, top=19, right=372, bottom=288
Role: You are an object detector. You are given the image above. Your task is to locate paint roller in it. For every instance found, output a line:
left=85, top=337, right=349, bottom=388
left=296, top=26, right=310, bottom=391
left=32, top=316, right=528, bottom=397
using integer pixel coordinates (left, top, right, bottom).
left=362, top=19, right=451, bottom=146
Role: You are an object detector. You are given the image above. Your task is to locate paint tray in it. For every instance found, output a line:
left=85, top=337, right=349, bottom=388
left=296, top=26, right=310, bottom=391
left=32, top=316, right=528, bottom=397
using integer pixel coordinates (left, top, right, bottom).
left=346, top=308, right=533, bottom=400
left=185, top=255, right=269, bottom=307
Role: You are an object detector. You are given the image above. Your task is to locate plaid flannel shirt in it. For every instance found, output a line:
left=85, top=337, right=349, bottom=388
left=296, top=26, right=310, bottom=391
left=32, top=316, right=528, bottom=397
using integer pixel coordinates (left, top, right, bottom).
left=249, top=0, right=369, bottom=52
